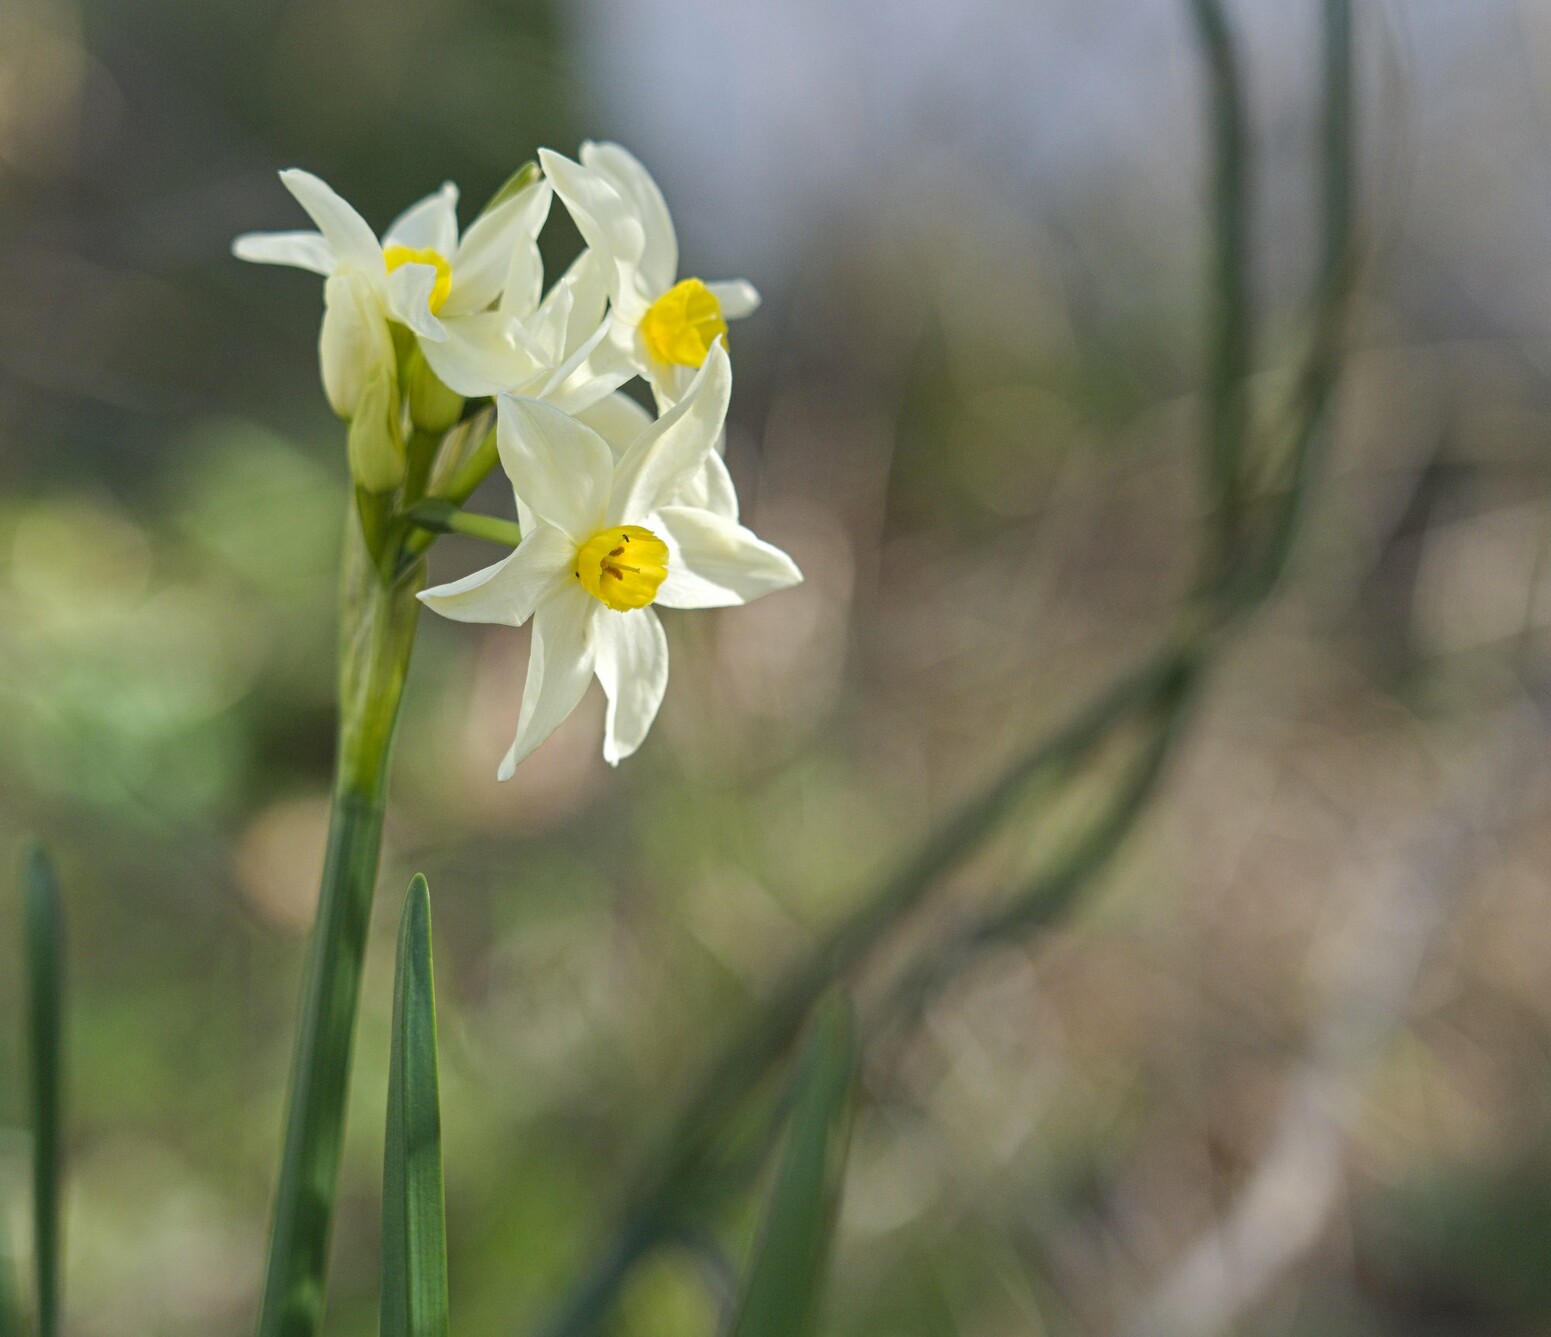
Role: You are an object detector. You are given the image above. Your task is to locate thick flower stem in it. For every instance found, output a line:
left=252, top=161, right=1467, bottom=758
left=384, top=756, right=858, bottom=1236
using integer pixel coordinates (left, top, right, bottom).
left=258, top=517, right=423, bottom=1337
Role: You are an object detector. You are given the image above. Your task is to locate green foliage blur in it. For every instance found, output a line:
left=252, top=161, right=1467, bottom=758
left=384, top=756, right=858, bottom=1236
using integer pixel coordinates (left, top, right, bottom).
left=6, top=2, right=1551, bottom=1336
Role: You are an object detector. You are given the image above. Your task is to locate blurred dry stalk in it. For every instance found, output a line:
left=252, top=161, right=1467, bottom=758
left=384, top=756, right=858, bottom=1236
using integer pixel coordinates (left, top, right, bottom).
left=530, top=2, right=1360, bottom=1334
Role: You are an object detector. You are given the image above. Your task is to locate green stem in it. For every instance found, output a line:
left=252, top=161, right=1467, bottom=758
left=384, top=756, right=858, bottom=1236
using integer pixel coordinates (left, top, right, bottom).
left=405, top=498, right=522, bottom=549
left=257, top=516, right=423, bottom=1337
left=402, top=430, right=441, bottom=507
left=403, top=427, right=499, bottom=565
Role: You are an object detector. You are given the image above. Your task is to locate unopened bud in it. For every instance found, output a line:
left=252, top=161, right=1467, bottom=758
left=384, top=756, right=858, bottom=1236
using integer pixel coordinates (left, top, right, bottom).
left=320, top=271, right=395, bottom=419
left=347, top=366, right=405, bottom=493
left=403, top=343, right=465, bottom=434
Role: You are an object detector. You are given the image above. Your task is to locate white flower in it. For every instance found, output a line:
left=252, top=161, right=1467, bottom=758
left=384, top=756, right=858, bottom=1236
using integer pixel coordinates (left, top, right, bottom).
left=418, top=342, right=800, bottom=773
left=539, top=142, right=762, bottom=406
left=233, top=169, right=561, bottom=410
left=415, top=245, right=626, bottom=414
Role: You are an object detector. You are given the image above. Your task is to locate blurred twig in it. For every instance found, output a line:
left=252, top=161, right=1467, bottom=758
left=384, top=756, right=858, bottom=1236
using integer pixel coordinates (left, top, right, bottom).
left=530, top=647, right=1188, bottom=1337
left=1230, top=0, right=1357, bottom=610
left=1189, top=0, right=1256, bottom=581
left=874, top=662, right=1200, bottom=1035
left=530, top=2, right=1358, bottom=1332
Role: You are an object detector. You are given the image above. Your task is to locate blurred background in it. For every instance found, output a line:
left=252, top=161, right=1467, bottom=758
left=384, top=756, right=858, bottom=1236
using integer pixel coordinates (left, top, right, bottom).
left=4, top=1, right=1551, bottom=1334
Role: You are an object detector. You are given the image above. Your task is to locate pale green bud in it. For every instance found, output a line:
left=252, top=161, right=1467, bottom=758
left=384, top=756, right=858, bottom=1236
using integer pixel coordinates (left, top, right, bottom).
left=403, top=343, right=465, bottom=435
left=320, top=271, right=395, bottom=419
left=347, top=366, right=405, bottom=493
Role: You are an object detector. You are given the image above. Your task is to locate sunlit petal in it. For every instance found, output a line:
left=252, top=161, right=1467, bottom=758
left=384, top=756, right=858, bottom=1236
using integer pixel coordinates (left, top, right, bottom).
left=593, top=606, right=669, bottom=765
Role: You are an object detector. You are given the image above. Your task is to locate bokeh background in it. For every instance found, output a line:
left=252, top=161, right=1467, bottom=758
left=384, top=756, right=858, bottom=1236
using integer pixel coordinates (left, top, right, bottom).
left=5, top=1, right=1551, bottom=1334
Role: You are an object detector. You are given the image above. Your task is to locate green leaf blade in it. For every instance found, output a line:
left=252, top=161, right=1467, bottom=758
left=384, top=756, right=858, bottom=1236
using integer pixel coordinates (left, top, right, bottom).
left=22, top=843, right=64, bottom=1337
left=381, top=875, right=449, bottom=1337
left=0, top=1197, right=22, bottom=1337
left=726, top=997, right=857, bottom=1337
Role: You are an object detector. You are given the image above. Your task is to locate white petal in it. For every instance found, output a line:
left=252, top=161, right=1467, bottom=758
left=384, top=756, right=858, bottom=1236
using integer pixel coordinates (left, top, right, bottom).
left=673, top=451, right=739, bottom=520
left=386, top=264, right=449, bottom=341
left=232, top=230, right=336, bottom=275
left=643, top=359, right=700, bottom=413
left=530, top=248, right=609, bottom=355
left=593, top=606, right=669, bottom=765
left=528, top=284, right=572, bottom=365
left=496, top=394, right=613, bottom=540
left=279, top=169, right=383, bottom=276
left=383, top=181, right=459, bottom=255
left=539, top=147, right=646, bottom=307
left=707, top=278, right=761, bottom=320
left=654, top=506, right=802, bottom=609
left=575, top=391, right=653, bottom=456
left=420, top=313, right=543, bottom=397
left=539, top=327, right=635, bottom=414
left=450, top=179, right=552, bottom=318
left=418, top=524, right=573, bottom=626
left=609, top=341, right=731, bottom=523
left=580, top=140, right=678, bottom=295
left=319, top=271, right=394, bottom=418
left=500, top=588, right=597, bottom=778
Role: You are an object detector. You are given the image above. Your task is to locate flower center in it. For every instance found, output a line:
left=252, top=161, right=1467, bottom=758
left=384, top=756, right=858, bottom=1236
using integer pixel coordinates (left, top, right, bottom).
left=639, top=278, right=727, bottom=367
left=574, top=525, right=669, bottom=611
left=383, top=244, right=453, bottom=314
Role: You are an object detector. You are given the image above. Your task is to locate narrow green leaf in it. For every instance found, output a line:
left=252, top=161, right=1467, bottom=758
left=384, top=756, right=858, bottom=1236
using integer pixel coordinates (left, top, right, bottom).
left=0, top=1197, right=22, bottom=1337
left=381, top=875, right=449, bottom=1337
left=726, top=997, right=857, bottom=1337
left=22, top=843, right=64, bottom=1337
left=477, top=161, right=541, bottom=219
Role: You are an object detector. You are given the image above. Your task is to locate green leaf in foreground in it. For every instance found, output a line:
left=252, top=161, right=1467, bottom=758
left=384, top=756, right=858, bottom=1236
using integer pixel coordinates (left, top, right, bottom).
left=726, top=996, right=857, bottom=1337
left=381, top=875, right=449, bottom=1337
left=22, top=843, right=64, bottom=1337
left=0, top=1203, right=21, bottom=1337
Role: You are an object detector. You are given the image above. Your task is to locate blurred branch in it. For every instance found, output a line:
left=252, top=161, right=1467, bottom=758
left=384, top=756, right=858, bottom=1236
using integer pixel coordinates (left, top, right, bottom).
left=1231, top=0, right=1358, bottom=608
left=530, top=645, right=1189, bottom=1337
left=874, top=663, right=1200, bottom=1036
left=530, top=3, right=1360, bottom=1332
left=1188, top=0, right=1255, bottom=581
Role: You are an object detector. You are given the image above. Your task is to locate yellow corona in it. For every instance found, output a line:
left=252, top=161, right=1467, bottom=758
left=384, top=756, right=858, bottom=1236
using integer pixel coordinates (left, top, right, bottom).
left=639, top=278, right=727, bottom=367
left=574, top=526, right=669, bottom=611
left=383, top=245, right=454, bottom=314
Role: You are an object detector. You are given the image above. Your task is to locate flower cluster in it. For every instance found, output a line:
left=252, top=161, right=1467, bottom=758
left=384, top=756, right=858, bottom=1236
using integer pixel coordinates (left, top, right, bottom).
left=234, top=144, right=800, bottom=774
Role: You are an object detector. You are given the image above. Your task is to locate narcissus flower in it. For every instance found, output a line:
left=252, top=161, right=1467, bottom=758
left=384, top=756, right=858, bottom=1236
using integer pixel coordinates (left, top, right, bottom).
left=233, top=169, right=556, bottom=412
left=416, top=246, right=626, bottom=414
left=418, top=343, right=800, bottom=772
left=540, top=143, right=761, bottom=406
